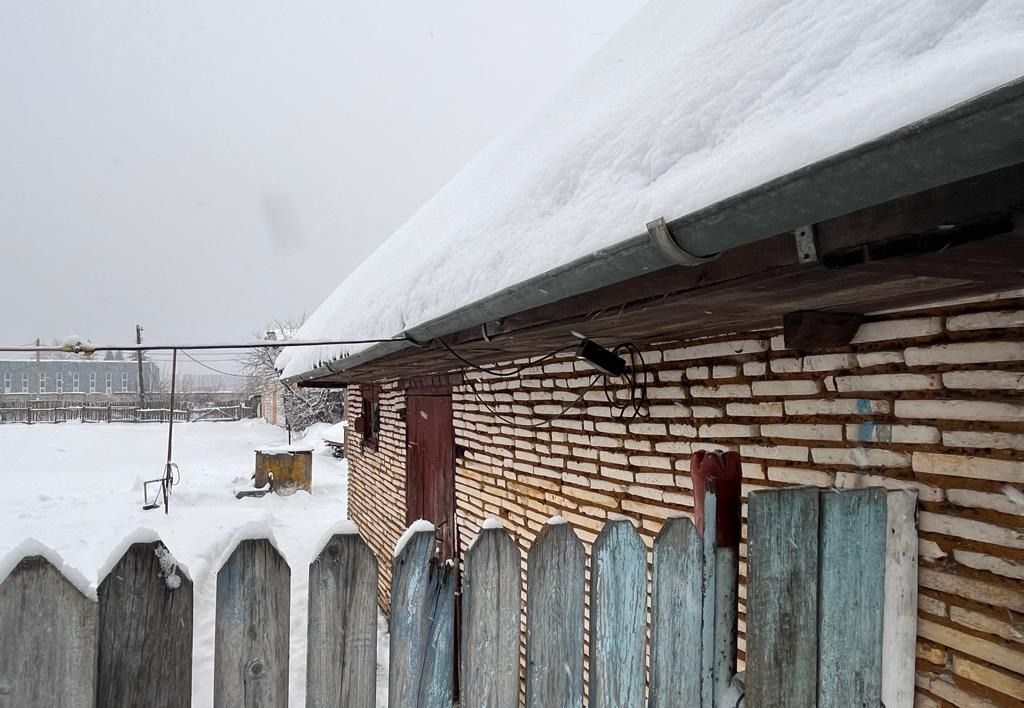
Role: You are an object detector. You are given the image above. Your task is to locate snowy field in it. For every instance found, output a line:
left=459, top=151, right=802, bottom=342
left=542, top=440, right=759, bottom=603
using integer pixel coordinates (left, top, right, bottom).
left=0, top=420, right=388, bottom=707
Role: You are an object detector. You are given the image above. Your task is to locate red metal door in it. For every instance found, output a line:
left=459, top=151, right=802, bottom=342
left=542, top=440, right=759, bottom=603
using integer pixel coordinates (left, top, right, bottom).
left=406, top=393, right=456, bottom=560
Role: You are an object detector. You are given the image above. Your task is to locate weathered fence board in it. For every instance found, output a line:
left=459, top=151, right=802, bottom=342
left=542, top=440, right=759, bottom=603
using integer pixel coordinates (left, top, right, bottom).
left=745, top=487, right=820, bottom=708
left=306, top=533, right=378, bottom=708
left=0, top=556, right=97, bottom=707
left=96, top=542, right=193, bottom=708
left=389, top=530, right=456, bottom=708
left=695, top=467, right=742, bottom=708
left=649, top=517, right=703, bottom=708
left=590, top=519, right=646, bottom=708
left=525, top=521, right=585, bottom=708
left=215, top=539, right=291, bottom=708
left=461, top=526, right=522, bottom=708
left=817, top=488, right=887, bottom=708
left=882, top=490, right=920, bottom=708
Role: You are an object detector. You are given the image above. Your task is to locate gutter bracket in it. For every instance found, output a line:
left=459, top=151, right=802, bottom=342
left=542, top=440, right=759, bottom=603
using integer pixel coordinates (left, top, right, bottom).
left=647, top=217, right=718, bottom=266
left=794, top=225, right=818, bottom=263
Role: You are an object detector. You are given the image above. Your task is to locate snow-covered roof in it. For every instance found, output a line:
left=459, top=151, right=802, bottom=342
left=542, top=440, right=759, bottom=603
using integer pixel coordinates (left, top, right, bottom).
left=278, top=0, right=1024, bottom=379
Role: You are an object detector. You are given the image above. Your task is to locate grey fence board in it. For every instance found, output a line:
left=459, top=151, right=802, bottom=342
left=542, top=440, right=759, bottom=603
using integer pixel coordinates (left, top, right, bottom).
left=817, top=488, right=887, bottom=708
left=306, top=533, right=378, bottom=708
left=461, top=527, right=522, bottom=708
left=215, top=539, right=291, bottom=708
left=745, top=487, right=820, bottom=708
left=649, top=517, right=703, bottom=708
left=0, top=556, right=97, bottom=707
left=525, top=522, right=585, bottom=708
left=882, top=490, right=920, bottom=708
left=96, top=542, right=193, bottom=708
left=389, top=530, right=455, bottom=708
left=590, top=519, right=646, bottom=708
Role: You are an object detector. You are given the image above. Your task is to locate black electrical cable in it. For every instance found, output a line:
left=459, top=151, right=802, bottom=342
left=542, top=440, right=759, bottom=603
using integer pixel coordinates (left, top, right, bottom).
left=436, top=337, right=577, bottom=378
left=452, top=336, right=652, bottom=429
left=462, top=373, right=603, bottom=429
left=179, top=350, right=253, bottom=378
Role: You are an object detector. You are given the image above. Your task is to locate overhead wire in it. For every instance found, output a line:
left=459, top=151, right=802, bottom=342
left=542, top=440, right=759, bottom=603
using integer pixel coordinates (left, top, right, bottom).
left=178, top=350, right=253, bottom=378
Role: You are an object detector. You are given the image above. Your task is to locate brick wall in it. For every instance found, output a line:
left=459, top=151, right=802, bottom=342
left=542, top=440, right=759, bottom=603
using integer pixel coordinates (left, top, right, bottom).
left=344, top=380, right=408, bottom=611
left=345, top=292, right=1024, bottom=706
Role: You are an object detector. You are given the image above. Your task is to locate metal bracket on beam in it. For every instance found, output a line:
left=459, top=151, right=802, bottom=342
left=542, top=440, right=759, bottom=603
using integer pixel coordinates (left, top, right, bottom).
left=647, top=217, right=718, bottom=266
left=794, top=225, right=818, bottom=263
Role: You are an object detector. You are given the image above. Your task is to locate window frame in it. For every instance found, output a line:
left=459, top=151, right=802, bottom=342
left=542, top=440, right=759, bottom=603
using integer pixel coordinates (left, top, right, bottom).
left=2, top=371, right=10, bottom=393
left=121, top=372, right=129, bottom=393
left=72, top=371, right=80, bottom=393
left=21, top=372, right=28, bottom=393
left=39, top=372, right=46, bottom=393
left=105, top=372, right=112, bottom=395
left=360, top=383, right=381, bottom=451
left=89, top=372, right=96, bottom=394
left=56, top=371, right=64, bottom=394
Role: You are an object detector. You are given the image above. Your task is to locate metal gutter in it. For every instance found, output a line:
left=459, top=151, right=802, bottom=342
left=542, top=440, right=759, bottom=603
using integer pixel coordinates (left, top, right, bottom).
left=288, top=76, right=1024, bottom=385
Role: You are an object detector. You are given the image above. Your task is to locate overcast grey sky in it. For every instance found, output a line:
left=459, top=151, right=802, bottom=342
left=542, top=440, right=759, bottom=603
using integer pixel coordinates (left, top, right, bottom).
left=0, top=0, right=647, bottom=358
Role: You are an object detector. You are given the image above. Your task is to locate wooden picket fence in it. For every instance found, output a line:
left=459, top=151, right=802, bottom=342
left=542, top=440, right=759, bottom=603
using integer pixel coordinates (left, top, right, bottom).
left=0, top=401, right=254, bottom=424
left=0, top=486, right=911, bottom=707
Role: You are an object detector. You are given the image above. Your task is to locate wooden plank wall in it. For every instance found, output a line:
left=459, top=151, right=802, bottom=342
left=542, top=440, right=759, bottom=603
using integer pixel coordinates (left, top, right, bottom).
left=0, top=487, right=906, bottom=707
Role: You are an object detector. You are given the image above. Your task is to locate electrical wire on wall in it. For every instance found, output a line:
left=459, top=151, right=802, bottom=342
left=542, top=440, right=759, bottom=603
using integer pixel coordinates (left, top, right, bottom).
left=444, top=336, right=651, bottom=429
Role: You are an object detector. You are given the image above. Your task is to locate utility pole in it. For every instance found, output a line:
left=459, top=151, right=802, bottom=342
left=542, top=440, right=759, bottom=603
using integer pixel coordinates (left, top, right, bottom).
left=136, top=324, right=146, bottom=408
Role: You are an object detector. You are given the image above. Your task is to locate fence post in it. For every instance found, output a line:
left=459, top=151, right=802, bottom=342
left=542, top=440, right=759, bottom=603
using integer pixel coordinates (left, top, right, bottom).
left=691, top=450, right=742, bottom=708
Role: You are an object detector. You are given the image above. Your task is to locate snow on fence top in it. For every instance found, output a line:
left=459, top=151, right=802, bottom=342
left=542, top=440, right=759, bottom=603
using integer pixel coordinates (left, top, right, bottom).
left=278, top=0, right=1024, bottom=379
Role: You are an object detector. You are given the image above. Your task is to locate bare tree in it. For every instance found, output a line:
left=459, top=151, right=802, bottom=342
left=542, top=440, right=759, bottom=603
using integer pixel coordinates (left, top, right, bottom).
left=242, top=319, right=343, bottom=433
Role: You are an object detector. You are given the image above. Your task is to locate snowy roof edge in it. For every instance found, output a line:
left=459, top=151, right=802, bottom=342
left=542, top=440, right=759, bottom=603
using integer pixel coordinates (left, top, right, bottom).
left=285, top=75, right=1024, bottom=384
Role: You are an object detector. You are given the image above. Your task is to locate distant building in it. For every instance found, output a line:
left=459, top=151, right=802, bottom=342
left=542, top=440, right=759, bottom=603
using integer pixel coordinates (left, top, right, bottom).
left=0, top=358, right=160, bottom=400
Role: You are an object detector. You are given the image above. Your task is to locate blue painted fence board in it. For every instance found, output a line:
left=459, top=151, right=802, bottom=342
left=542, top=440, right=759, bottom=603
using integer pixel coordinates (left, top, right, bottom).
left=525, top=522, right=585, bottom=708
left=389, top=530, right=455, bottom=708
left=745, top=487, right=820, bottom=708
left=590, top=519, right=647, bottom=708
left=649, top=516, right=703, bottom=708
left=817, top=487, right=887, bottom=708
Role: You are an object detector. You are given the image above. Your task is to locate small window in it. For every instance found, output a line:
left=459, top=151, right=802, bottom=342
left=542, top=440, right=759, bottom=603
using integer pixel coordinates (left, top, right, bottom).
left=105, top=372, right=112, bottom=395
left=121, top=372, right=129, bottom=393
left=72, top=371, right=80, bottom=392
left=89, top=372, right=96, bottom=393
left=21, top=373, right=28, bottom=393
left=39, top=372, right=46, bottom=393
left=360, top=384, right=381, bottom=450
left=2, top=372, right=10, bottom=393
left=56, top=372, right=64, bottom=394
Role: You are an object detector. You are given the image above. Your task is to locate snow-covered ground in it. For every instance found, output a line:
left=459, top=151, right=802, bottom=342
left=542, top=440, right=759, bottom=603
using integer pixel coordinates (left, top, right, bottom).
left=0, top=419, right=389, bottom=707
